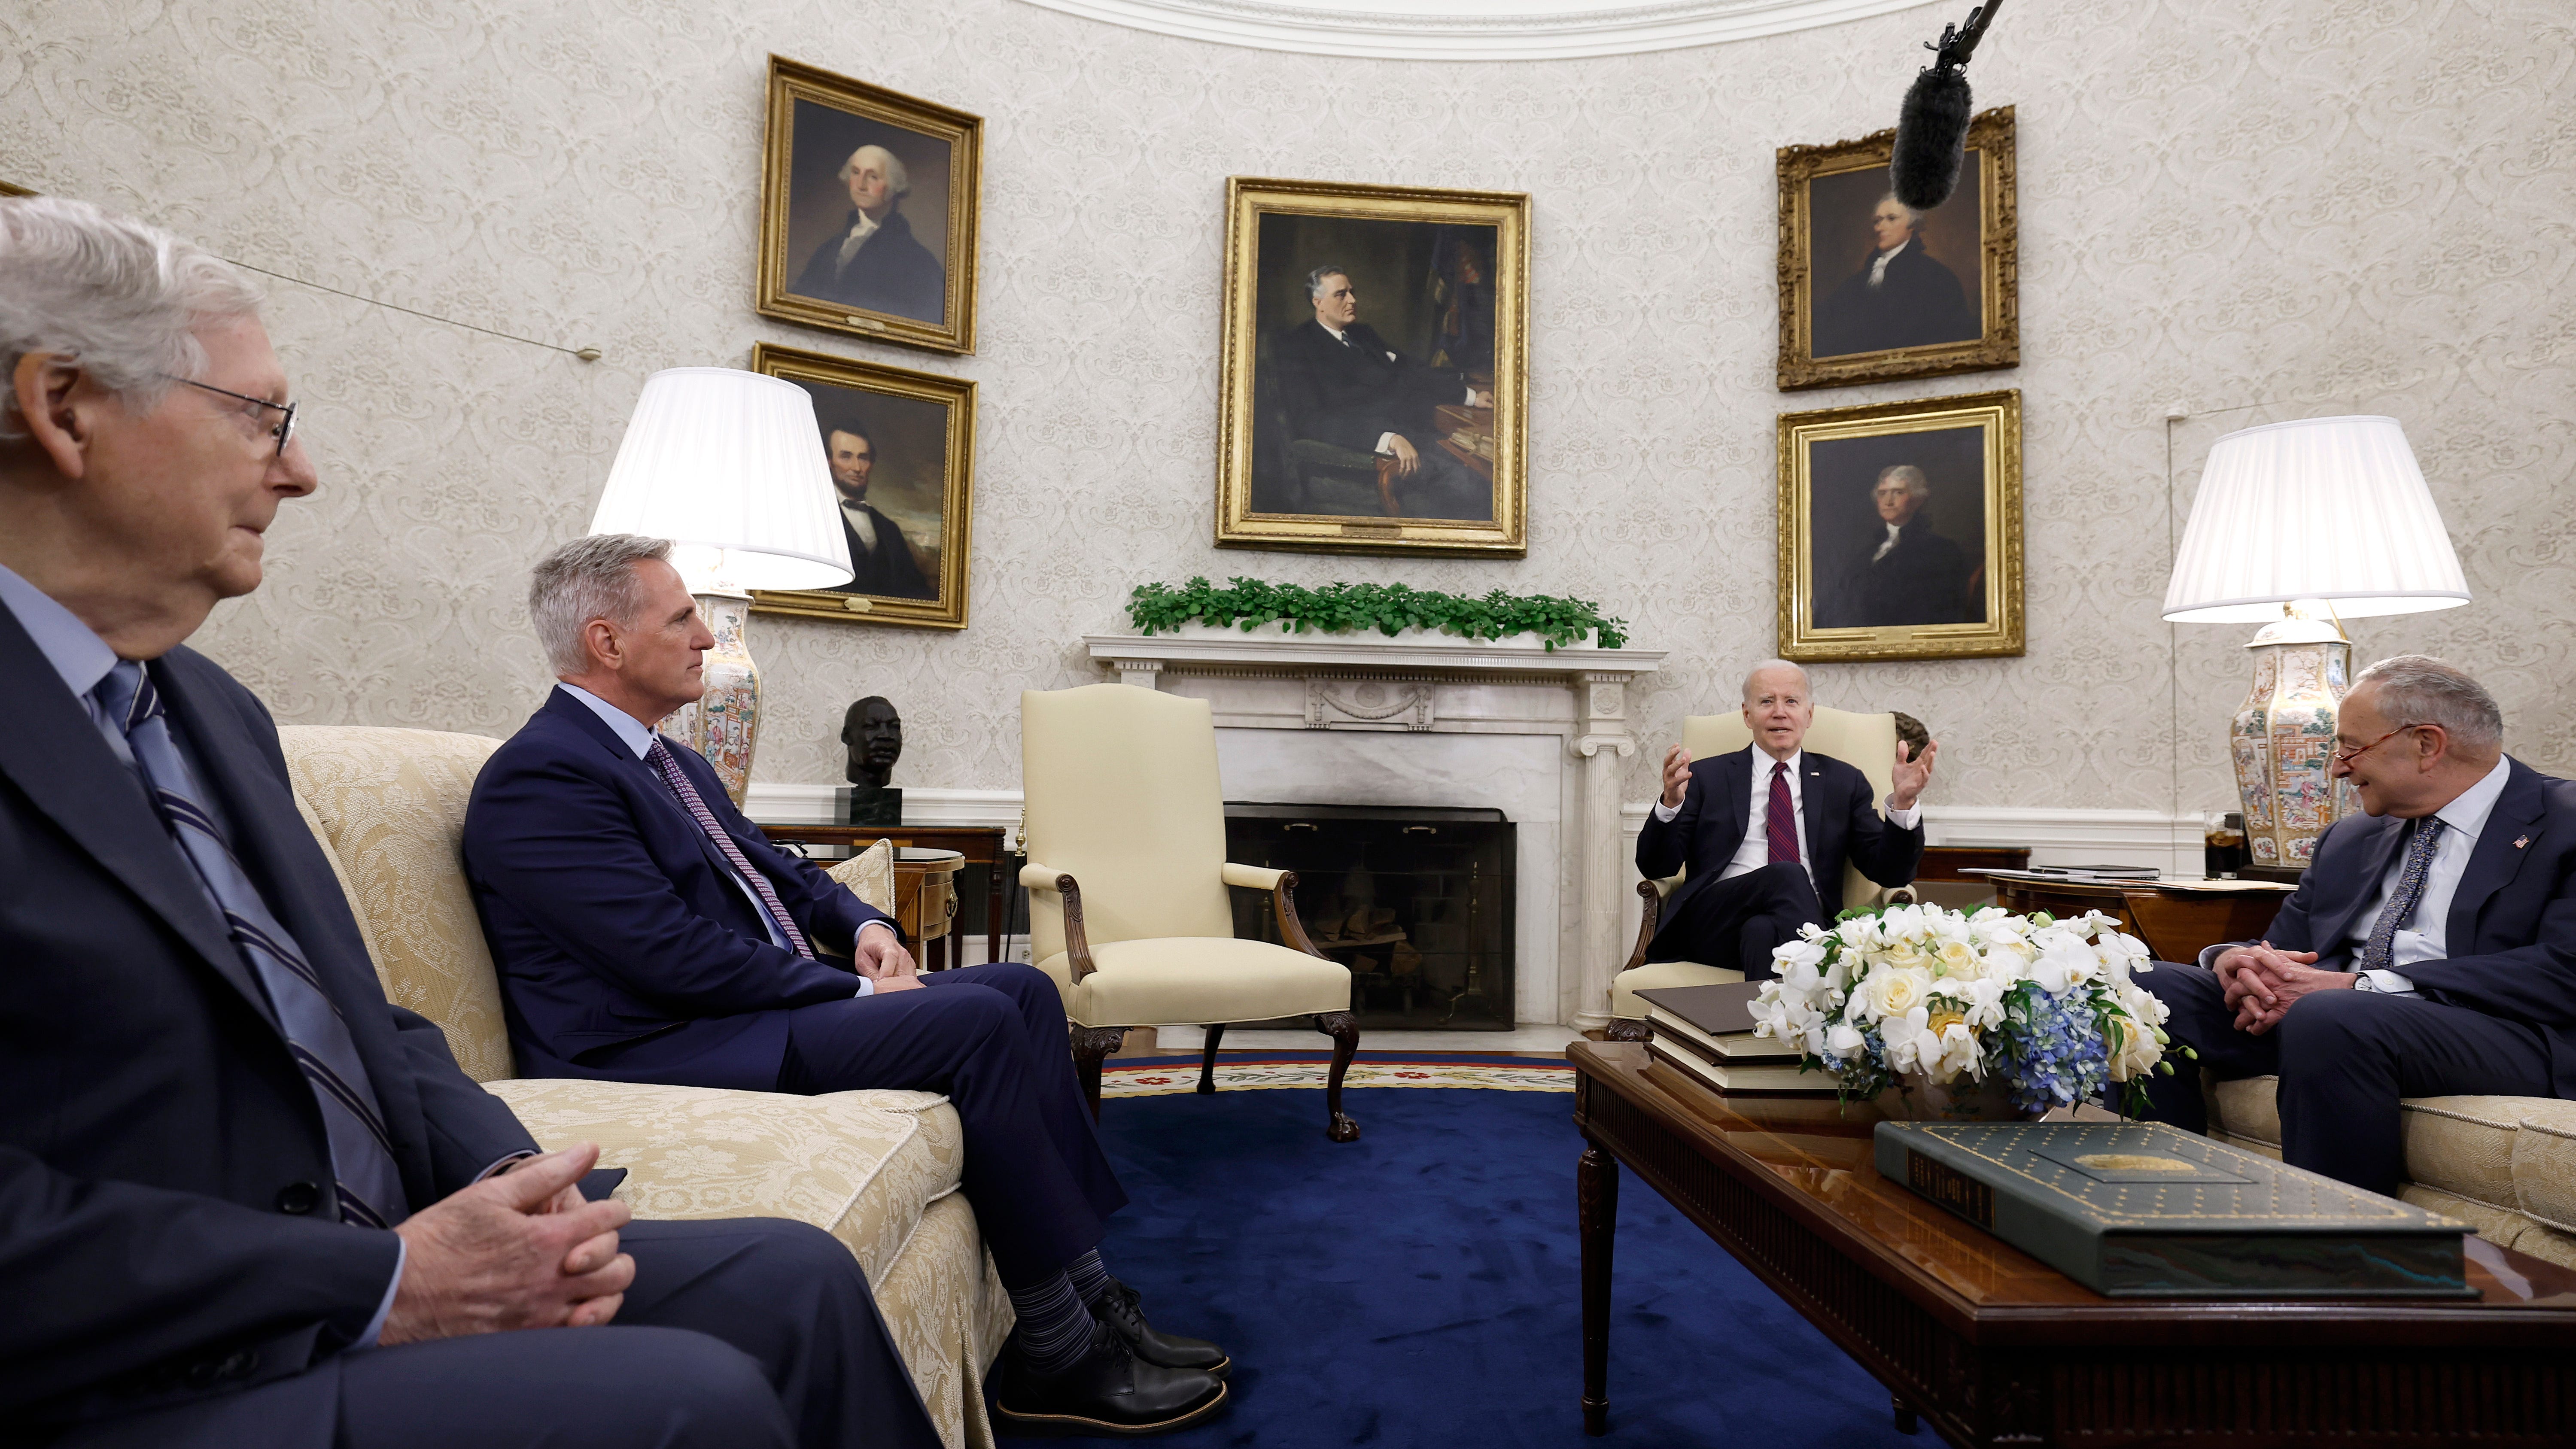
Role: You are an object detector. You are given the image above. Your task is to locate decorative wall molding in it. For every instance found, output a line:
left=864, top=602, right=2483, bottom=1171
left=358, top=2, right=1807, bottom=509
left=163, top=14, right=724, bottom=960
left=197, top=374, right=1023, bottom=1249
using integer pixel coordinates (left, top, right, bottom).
left=1008, top=0, right=1935, bottom=61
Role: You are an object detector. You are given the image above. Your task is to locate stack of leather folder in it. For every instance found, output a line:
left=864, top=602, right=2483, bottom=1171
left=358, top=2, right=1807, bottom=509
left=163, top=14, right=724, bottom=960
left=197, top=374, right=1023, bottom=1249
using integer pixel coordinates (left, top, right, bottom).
left=1635, top=983, right=1831, bottom=1094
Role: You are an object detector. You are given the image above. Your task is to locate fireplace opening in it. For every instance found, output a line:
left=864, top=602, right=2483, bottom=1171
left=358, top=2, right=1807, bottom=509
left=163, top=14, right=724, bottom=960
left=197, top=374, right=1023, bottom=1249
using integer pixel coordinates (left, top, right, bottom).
left=1223, top=802, right=1516, bottom=1031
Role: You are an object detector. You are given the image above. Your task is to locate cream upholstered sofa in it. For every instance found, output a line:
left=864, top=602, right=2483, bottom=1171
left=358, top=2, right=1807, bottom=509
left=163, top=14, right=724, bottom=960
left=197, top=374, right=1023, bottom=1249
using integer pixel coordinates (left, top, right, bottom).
left=277, top=726, right=1012, bottom=1449
left=1609, top=707, right=1916, bottom=1024
left=2205, top=1077, right=2576, bottom=1270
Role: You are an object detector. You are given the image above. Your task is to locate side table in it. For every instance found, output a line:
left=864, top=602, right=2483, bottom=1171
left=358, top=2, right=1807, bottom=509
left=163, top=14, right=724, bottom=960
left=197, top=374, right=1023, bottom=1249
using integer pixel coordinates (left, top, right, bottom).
left=756, top=823, right=1014, bottom=964
left=895, top=847, right=965, bottom=971
left=1985, top=874, right=2292, bottom=964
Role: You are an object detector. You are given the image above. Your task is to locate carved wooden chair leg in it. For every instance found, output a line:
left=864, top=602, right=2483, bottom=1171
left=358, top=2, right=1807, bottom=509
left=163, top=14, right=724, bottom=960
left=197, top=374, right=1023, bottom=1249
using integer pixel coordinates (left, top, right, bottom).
left=1071, top=1025, right=1127, bottom=1119
left=1603, top=1018, right=1653, bottom=1044
left=1198, top=1022, right=1227, bottom=1094
left=1316, top=1010, right=1360, bottom=1142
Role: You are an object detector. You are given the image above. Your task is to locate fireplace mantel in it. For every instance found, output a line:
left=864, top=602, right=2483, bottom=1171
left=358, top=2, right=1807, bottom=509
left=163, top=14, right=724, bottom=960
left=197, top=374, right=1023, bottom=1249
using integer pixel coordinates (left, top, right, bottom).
left=1079, top=629, right=1665, bottom=1029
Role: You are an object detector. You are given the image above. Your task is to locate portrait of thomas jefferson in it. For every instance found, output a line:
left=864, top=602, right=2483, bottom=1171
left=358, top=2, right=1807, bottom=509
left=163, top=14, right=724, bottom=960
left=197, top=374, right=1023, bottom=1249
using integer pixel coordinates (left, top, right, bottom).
left=1805, top=422, right=1990, bottom=632
left=789, top=140, right=947, bottom=325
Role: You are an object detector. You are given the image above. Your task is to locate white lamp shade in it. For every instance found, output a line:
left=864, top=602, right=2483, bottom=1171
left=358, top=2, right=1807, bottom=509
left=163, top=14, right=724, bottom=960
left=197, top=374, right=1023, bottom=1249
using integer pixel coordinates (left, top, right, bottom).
left=587, top=368, right=854, bottom=592
left=2162, top=415, right=2470, bottom=624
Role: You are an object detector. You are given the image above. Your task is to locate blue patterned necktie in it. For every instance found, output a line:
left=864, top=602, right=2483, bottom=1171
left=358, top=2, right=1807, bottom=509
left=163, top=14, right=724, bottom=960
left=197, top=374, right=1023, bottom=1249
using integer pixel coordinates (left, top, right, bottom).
left=646, top=738, right=814, bottom=958
left=2360, top=816, right=2447, bottom=976
left=97, top=662, right=408, bottom=1228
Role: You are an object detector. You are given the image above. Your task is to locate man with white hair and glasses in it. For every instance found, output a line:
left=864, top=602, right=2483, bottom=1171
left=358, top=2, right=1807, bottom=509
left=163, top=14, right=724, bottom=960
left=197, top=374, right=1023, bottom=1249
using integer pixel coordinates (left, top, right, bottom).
left=2136, top=656, right=2576, bottom=1196
left=0, top=195, right=936, bottom=1449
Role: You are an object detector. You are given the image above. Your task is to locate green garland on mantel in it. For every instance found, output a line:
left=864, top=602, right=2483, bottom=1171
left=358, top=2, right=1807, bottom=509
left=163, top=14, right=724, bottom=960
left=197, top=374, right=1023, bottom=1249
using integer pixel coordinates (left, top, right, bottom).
left=1128, top=576, right=1629, bottom=651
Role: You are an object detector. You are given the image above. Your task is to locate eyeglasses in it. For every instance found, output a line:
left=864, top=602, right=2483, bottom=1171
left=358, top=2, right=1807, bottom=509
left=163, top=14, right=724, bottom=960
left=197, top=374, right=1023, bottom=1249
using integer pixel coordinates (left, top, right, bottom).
left=161, top=374, right=296, bottom=457
left=2331, top=725, right=2416, bottom=768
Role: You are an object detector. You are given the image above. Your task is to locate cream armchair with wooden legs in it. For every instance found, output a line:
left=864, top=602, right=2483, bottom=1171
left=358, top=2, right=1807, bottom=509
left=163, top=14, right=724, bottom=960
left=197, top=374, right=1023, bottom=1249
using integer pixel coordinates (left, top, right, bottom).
left=1607, top=707, right=1918, bottom=1036
left=1019, top=684, right=1362, bottom=1141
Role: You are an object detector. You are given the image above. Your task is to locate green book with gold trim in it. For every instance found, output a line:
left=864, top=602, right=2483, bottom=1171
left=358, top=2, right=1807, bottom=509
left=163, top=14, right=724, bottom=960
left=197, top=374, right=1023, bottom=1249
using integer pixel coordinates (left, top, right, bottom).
left=1873, top=1121, right=2476, bottom=1298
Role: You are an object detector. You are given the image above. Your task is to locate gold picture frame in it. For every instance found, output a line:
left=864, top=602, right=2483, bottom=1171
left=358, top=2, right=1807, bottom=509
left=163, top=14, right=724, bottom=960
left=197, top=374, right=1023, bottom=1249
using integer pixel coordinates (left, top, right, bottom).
left=1777, top=389, right=2022, bottom=662
left=756, top=56, right=981, bottom=356
left=1776, top=106, right=2018, bottom=391
left=1214, top=176, right=1529, bottom=557
left=748, top=341, right=975, bottom=631
left=0, top=180, right=33, bottom=197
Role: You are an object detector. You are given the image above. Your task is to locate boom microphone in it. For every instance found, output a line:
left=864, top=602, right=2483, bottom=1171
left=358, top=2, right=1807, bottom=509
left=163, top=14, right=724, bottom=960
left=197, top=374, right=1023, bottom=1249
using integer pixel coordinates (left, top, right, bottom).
left=1889, top=0, right=2003, bottom=213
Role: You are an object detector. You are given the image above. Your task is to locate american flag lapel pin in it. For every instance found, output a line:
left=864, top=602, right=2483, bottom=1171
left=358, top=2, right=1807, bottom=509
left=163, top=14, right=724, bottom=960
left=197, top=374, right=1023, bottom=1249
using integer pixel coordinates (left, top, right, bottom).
left=2515, top=836, right=2531, bottom=850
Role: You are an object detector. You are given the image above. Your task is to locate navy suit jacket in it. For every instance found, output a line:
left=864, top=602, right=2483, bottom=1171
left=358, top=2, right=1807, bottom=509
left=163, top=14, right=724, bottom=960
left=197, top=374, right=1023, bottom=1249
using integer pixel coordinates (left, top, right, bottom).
left=1635, top=746, right=1924, bottom=919
left=462, top=688, right=897, bottom=1092
left=2248, top=757, right=2576, bottom=1094
left=0, top=603, right=534, bottom=1440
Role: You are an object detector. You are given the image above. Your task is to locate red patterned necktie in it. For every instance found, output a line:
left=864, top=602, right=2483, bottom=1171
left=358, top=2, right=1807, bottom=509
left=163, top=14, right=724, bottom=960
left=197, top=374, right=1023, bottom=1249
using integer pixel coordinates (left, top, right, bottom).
left=647, top=738, right=814, bottom=958
left=1766, top=760, right=1800, bottom=865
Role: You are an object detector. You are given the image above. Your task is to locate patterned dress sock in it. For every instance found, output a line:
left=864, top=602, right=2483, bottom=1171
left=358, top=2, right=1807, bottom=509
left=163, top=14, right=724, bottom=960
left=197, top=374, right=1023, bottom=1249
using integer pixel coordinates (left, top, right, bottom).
left=1066, top=1248, right=1115, bottom=1305
left=1005, top=1271, right=1099, bottom=1375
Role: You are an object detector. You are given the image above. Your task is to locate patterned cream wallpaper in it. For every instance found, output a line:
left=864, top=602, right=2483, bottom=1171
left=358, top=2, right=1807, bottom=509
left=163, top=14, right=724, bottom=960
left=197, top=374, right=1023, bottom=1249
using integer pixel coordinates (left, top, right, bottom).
left=4, top=0, right=2570, bottom=814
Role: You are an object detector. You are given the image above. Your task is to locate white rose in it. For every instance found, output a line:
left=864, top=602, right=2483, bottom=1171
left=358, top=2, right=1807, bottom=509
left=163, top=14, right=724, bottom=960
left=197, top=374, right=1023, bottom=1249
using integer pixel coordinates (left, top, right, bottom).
left=1858, top=966, right=1931, bottom=1022
left=1933, top=939, right=1982, bottom=979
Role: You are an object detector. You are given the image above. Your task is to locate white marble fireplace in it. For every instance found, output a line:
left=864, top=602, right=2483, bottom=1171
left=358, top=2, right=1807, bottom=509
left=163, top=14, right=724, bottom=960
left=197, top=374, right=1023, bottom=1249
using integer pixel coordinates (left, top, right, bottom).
left=1084, top=627, right=1665, bottom=1028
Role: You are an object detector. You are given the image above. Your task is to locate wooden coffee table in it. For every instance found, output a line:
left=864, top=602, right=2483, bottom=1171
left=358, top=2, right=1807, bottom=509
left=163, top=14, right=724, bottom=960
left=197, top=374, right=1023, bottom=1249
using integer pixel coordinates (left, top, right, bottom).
left=1570, top=1040, right=2576, bottom=1446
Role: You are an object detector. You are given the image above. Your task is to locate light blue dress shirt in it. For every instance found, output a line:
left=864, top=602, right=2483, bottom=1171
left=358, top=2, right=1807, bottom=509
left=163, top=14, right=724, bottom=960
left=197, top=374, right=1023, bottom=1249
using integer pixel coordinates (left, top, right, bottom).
left=554, top=683, right=886, bottom=995
left=0, top=562, right=409, bottom=1348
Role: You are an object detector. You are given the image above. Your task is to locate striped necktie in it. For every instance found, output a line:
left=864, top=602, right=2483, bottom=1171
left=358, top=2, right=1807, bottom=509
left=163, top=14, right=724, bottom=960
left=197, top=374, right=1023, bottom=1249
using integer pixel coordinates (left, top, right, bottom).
left=646, top=738, right=814, bottom=958
left=97, top=662, right=407, bottom=1229
left=1766, top=760, right=1800, bottom=866
left=2360, top=816, right=2447, bottom=976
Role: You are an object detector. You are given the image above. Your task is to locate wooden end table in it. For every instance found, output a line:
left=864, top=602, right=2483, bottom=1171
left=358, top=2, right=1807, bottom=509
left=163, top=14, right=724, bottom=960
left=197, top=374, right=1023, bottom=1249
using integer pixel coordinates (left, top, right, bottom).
left=894, top=847, right=964, bottom=970
left=1986, top=875, right=2292, bottom=966
left=1571, top=1040, right=2576, bottom=1446
left=754, top=823, right=1013, bottom=965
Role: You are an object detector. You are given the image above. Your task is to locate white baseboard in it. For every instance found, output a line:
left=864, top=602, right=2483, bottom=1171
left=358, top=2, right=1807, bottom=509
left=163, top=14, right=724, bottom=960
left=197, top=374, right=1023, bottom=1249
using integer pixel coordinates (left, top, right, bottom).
left=744, top=782, right=1023, bottom=834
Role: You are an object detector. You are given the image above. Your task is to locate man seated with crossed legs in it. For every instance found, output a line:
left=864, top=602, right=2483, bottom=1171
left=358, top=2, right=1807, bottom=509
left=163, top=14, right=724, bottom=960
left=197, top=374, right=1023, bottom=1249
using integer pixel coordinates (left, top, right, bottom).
left=461, top=535, right=1229, bottom=1437
left=2137, top=656, right=2576, bottom=1196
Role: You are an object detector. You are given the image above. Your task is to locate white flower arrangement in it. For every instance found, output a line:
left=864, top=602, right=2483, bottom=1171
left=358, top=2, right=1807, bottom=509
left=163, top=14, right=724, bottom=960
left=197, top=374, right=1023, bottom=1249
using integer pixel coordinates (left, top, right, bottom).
left=1749, top=903, right=2178, bottom=1115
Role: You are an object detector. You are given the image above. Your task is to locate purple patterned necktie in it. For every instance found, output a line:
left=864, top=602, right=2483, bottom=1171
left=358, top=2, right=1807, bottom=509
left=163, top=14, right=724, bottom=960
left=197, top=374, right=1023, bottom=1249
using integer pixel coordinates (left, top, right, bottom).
left=646, top=738, right=813, bottom=958
left=2360, top=816, right=2446, bottom=975
left=1766, top=760, right=1800, bottom=865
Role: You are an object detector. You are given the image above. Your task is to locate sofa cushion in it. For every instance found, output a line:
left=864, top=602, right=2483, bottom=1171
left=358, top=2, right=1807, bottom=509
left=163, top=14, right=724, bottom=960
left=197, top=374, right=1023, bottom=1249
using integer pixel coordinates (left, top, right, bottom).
left=280, top=726, right=513, bottom=1081
left=2398, top=1097, right=2524, bottom=1210
left=488, top=1078, right=964, bottom=1287
left=1033, top=937, right=1349, bottom=1027
left=828, top=838, right=897, bottom=916
left=2208, top=1075, right=2281, bottom=1151
left=1610, top=960, right=1746, bottom=1020
left=2511, top=1100, right=2576, bottom=1234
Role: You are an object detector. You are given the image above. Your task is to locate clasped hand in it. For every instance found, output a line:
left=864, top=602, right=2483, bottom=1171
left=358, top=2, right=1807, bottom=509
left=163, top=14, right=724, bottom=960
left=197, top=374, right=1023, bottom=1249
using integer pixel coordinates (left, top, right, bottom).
left=381, top=1143, right=632, bottom=1345
left=2214, top=942, right=2356, bottom=1035
left=855, top=924, right=923, bottom=994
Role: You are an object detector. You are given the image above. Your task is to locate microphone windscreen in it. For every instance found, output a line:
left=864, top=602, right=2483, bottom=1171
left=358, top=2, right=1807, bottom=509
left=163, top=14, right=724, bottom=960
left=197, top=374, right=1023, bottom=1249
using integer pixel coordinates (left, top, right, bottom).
left=1890, top=68, right=1973, bottom=211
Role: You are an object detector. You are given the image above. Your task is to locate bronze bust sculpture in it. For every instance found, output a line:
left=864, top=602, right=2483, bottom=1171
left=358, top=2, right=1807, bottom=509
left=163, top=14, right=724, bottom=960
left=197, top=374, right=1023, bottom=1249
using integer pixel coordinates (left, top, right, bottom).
left=839, top=696, right=903, bottom=825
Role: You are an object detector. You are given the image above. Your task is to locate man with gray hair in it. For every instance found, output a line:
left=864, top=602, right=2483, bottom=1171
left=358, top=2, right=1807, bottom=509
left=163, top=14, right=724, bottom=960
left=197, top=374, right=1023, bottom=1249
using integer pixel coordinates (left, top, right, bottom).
left=2138, top=656, right=2576, bottom=1195
left=1636, top=660, right=1934, bottom=977
left=464, top=535, right=1231, bottom=1437
left=789, top=141, right=945, bottom=323
left=0, top=197, right=936, bottom=1449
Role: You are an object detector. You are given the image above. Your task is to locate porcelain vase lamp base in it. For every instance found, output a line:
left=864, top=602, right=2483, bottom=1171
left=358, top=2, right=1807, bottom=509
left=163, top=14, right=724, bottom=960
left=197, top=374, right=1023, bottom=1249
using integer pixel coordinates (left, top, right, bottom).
left=2228, top=601, right=2358, bottom=872
left=660, top=589, right=762, bottom=806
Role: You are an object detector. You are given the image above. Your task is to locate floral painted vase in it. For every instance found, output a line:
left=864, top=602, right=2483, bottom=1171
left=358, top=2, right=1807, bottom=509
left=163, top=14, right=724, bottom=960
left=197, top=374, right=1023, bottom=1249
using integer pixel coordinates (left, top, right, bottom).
left=657, top=591, right=761, bottom=806
left=2230, top=605, right=2354, bottom=869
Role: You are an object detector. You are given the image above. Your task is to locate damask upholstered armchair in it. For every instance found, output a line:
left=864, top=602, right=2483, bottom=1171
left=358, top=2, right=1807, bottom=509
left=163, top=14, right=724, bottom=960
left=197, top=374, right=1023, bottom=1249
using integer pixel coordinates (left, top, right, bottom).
left=1018, top=683, right=1362, bottom=1141
left=1608, top=707, right=1917, bottom=1034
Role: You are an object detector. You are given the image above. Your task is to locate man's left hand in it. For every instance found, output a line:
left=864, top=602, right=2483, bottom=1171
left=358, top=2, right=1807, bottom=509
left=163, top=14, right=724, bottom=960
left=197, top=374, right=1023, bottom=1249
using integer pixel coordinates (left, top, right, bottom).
left=1466, top=387, right=1494, bottom=408
left=2233, top=960, right=2357, bottom=1035
left=854, top=925, right=918, bottom=981
left=1889, top=738, right=1937, bottom=811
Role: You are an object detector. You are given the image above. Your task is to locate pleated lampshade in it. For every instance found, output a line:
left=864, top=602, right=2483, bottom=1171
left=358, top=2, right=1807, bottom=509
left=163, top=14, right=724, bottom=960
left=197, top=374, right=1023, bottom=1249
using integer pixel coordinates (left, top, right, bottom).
left=588, top=367, right=854, bottom=592
left=2162, top=415, right=2470, bottom=624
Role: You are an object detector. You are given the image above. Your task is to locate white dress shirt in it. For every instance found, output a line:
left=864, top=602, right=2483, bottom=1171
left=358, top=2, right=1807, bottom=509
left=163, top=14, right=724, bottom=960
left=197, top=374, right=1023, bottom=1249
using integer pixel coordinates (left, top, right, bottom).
left=556, top=683, right=890, bottom=995
left=1650, top=748, right=1922, bottom=886
left=840, top=502, right=880, bottom=551
left=1867, top=239, right=1908, bottom=289
left=1316, top=320, right=1483, bottom=456
left=2342, top=755, right=2515, bottom=996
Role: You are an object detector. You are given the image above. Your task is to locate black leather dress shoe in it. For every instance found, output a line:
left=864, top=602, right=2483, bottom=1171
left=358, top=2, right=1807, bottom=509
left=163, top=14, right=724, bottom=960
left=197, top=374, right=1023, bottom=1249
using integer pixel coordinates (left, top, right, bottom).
left=1093, top=1279, right=1230, bottom=1377
left=994, top=1324, right=1227, bottom=1437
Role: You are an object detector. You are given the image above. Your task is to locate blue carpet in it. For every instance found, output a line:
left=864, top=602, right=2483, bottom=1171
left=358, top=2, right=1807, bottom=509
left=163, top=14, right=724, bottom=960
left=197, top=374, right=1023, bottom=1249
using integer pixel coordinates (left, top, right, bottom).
left=1033, top=1073, right=1921, bottom=1448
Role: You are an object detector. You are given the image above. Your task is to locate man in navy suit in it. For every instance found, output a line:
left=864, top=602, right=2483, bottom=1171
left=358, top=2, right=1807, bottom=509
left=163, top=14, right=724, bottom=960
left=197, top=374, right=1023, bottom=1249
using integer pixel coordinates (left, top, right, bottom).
left=1271, top=265, right=1494, bottom=520
left=462, top=536, right=1230, bottom=1438
left=1637, top=660, right=1935, bottom=977
left=0, top=196, right=933, bottom=1449
left=2138, top=656, right=2576, bottom=1195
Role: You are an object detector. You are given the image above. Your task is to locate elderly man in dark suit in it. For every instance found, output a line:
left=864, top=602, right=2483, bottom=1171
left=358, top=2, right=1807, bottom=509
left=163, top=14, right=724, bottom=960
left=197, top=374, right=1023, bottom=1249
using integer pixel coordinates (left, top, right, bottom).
left=1271, top=264, right=1493, bottom=521
left=789, top=143, right=945, bottom=325
left=1637, top=661, right=1935, bottom=977
left=462, top=535, right=1230, bottom=1438
left=1818, top=464, right=1973, bottom=628
left=1813, top=192, right=1976, bottom=358
left=2138, top=656, right=2576, bottom=1195
left=0, top=196, right=934, bottom=1449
